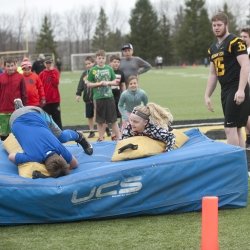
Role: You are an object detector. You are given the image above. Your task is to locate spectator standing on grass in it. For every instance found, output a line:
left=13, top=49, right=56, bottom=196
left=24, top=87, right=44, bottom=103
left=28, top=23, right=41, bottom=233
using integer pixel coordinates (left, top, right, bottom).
left=21, top=58, right=46, bottom=107
left=0, top=58, right=26, bottom=141
left=155, top=56, right=163, bottom=69
left=75, top=56, right=96, bottom=138
left=109, top=54, right=126, bottom=140
left=87, top=50, right=120, bottom=142
left=204, top=12, right=250, bottom=147
left=120, top=43, right=152, bottom=87
left=204, top=57, right=209, bottom=67
left=240, top=28, right=250, bottom=147
left=118, top=75, right=148, bottom=130
left=32, top=54, right=46, bottom=75
left=39, top=56, right=62, bottom=129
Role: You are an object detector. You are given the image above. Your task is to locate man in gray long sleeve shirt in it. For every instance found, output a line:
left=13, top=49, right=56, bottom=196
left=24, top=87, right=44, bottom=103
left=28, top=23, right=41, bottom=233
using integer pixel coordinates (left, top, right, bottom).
left=120, top=43, right=152, bottom=87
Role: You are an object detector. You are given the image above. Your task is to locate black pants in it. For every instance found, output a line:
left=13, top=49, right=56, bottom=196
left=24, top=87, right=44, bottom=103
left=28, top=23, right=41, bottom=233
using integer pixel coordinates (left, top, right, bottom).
left=42, top=102, right=62, bottom=129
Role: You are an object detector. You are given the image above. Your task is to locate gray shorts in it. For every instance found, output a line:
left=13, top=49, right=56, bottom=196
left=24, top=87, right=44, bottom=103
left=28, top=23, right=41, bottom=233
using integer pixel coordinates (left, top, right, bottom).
left=95, top=98, right=117, bottom=124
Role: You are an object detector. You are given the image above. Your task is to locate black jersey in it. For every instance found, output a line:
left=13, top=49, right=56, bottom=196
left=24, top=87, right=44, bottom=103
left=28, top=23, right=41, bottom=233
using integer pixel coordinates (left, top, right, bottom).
left=208, top=34, right=248, bottom=90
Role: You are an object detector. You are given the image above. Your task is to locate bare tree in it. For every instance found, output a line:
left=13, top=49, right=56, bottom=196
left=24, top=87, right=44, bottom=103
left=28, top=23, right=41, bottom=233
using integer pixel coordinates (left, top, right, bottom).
left=80, top=6, right=97, bottom=52
left=14, top=10, right=27, bottom=51
left=109, top=2, right=128, bottom=33
left=230, top=0, right=250, bottom=29
left=205, top=0, right=250, bottom=30
left=0, top=14, right=14, bottom=51
left=50, top=13, right=64, bottom=41
left=61, top=11, right=76, bottom=55
left=156, top=0, right=183, bottom=22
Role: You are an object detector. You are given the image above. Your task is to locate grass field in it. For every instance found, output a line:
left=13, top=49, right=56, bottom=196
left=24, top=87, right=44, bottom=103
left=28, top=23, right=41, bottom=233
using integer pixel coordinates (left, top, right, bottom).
left=0, top=191, right=249, bottom=250
left=0, top=66, right=249, bottom=250
left=59, top=66, right=223, bottom=127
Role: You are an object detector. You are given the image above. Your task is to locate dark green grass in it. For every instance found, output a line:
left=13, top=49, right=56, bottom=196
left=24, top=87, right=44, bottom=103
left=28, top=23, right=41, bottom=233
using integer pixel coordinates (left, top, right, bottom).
left=60, top=66, right=223, bottom=127
left=0, top=66, right=248, bottom=249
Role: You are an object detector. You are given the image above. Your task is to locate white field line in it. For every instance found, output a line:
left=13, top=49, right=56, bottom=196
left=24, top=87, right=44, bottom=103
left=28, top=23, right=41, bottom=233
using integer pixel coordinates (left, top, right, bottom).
left=60, top=70, right=208, bottom=84
left=60, top=78, right=75, bottom=84
left=151, top=70, right=208, bottom=79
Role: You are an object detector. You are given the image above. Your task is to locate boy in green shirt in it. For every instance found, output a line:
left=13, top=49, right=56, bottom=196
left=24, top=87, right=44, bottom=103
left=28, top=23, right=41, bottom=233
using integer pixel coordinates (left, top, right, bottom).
left=87, top=50, right=120, bottom=141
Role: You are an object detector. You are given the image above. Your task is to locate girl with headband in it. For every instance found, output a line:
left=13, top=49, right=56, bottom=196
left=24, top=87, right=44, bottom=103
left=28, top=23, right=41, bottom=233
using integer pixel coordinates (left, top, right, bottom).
left=122, top=102, right=176, bottom=151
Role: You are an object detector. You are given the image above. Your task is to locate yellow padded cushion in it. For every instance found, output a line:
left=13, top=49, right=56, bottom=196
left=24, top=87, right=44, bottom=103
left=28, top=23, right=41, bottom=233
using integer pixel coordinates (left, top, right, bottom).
left=112, top=129, right=189, bottom=162
left=172, top=129, right=189, bottom=149
left=112, top=136, right=166, bottom=162
left=3, top=133, right=49, bottom=178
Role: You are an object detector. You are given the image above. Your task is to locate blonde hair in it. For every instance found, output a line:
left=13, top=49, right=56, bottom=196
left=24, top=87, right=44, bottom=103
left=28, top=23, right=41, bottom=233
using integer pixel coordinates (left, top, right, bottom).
left=133, top=102, right=173, bottom=129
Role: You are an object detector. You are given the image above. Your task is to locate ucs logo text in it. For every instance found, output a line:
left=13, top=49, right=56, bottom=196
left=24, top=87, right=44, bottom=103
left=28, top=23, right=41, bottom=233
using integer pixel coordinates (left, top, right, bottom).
left=71, top=176, right=142, bottom=204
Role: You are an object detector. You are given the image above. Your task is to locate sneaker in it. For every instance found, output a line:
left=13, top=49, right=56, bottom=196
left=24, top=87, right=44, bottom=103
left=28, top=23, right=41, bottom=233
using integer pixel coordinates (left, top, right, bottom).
left=111, top=135, right=117, bottom=141
left=106, top=127, right=111, bottom=137
left=14, top=98, right=24, bottom=109
left=88, top=131, right=95, bottom=138
left=32, top=170, right=50, bottom=179
left=76, top=132, right=93, bottom=155
left=246, top=142, right=250, bottom=149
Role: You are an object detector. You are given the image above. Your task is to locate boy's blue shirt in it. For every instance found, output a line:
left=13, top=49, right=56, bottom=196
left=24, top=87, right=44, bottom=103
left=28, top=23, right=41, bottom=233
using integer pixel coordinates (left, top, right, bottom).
left=12, top=112, right=72, bottom=164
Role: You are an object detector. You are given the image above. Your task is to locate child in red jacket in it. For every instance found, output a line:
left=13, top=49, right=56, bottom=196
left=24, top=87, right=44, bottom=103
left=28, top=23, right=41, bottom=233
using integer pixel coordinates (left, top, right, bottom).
left=21, top=59, right=46, bottom=107
left=39, top=56, right=62, bottom=129
left=0, top=58, right=26, bottom=140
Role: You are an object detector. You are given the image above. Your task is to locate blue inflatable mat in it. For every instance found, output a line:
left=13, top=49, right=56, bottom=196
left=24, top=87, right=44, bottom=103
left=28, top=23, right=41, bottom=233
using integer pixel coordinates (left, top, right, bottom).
left=0, top=128, right=248, bottom=225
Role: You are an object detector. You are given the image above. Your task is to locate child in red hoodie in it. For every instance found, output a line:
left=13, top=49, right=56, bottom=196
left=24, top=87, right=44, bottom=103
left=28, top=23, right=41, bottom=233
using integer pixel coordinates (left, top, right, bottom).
left=21, top=59, right=46, bottom=107
left=39, top=56, right=62, bottom=129
left=0, top=58, right=26, bottom=140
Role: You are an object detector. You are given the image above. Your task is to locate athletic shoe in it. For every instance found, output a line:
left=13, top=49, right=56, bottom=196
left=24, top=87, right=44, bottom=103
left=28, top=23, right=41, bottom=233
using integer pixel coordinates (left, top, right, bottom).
left=246, top=142, right=250, bottom=149
left=14, top=98, right=24, bottom=109
left=106, top=127, right=111, bottom=137
left=88, top=131, right=95, bottom=138
left=76, top=132, right=93, bottom=155
left=32, top=170, right=50, bottom=179
left=111, top=135, right=117, bottom=141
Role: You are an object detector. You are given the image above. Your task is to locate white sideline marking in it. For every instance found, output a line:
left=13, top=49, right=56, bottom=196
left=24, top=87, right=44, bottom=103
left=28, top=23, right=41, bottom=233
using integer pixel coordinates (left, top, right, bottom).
left=152, top=70, right=208, bottom=79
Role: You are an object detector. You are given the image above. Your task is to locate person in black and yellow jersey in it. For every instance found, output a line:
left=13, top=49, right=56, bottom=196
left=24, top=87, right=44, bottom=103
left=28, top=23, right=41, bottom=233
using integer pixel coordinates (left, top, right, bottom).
left=205, top=12, right=250, bottom=147
left=240, top=28, right=250, bottom=147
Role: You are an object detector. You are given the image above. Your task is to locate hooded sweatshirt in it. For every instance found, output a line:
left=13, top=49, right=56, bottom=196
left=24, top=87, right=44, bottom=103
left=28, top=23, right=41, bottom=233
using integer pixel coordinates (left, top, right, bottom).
left=23, top=71, right=45, bottom=106
left=39, top=68, right=60, bottom=103
left=118, top=88, right=148, bottom=120
left=0, top=71, right=27, bottom=113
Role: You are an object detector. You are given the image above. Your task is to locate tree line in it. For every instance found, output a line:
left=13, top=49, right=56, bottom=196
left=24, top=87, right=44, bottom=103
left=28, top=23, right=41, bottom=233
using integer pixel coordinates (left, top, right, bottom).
left=0, top=0, right=250, bottom=70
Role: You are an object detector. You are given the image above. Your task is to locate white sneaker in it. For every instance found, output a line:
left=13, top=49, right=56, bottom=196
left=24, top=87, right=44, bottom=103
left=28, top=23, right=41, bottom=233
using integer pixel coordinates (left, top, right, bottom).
left=14, top=98, right=24, bottom=109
